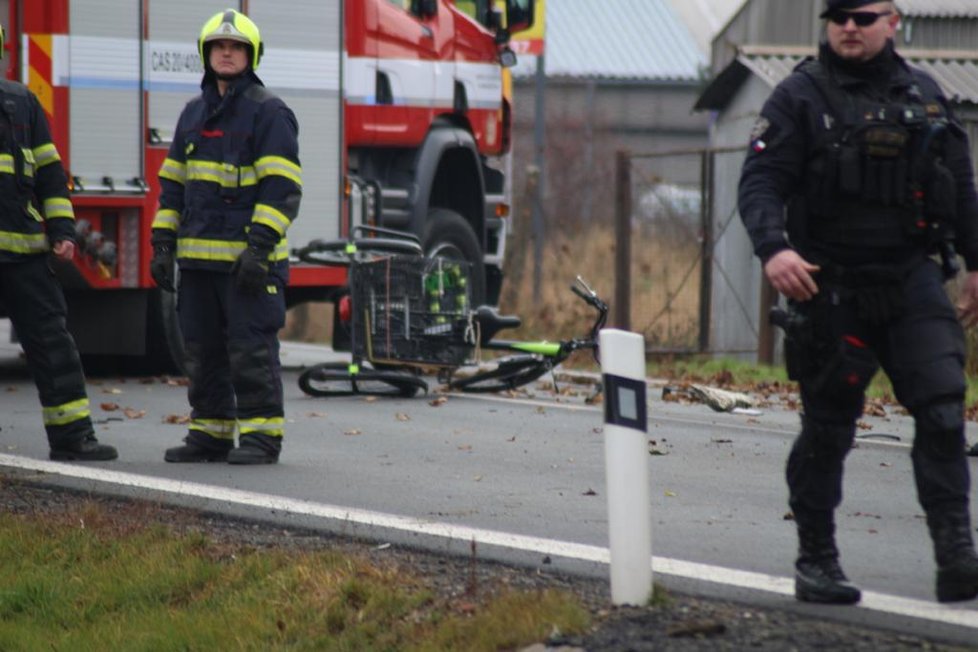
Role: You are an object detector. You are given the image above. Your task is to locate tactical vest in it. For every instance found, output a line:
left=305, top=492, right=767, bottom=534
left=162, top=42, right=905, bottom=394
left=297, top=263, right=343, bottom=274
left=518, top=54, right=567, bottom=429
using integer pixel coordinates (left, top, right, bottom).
left=798, top=59, right=955, bottom=250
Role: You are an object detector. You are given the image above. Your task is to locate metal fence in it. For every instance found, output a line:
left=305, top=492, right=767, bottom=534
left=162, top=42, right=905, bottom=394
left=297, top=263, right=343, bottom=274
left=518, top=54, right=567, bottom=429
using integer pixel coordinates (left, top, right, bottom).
left=614, top=146, right=761, bottom=358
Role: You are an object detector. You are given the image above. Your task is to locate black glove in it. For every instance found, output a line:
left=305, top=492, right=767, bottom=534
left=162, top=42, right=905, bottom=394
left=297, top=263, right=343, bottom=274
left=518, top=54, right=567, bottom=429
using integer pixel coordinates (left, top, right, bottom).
left=150, top=245, right=176, bottom=292
left=231, top=245, right=271, bottom=296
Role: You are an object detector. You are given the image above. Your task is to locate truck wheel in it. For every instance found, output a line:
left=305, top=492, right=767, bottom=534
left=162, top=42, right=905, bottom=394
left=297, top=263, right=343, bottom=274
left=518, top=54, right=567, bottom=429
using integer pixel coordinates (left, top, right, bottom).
left=146, top=287, right=188, bottom=375
left=422, top=208, right=486, bottom=308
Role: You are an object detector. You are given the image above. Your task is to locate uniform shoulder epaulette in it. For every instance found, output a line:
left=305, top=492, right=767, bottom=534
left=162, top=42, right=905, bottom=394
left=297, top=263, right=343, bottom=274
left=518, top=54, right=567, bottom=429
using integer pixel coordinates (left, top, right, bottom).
left=0, top=79, right=30, bottom=98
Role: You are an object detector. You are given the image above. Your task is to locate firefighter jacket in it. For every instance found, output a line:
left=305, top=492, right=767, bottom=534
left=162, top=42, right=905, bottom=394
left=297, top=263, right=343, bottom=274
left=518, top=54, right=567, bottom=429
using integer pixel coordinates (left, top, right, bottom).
left=152, top=72, right=302, bottom=272
left=739, top=42, right=978, bottom=270
left=0, top=79, right=76, bottom=263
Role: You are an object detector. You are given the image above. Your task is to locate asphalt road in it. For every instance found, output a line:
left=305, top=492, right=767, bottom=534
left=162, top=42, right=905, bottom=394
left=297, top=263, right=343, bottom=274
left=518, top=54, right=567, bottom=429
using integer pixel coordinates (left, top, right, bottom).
left=0, top=319, right=976, bottom=645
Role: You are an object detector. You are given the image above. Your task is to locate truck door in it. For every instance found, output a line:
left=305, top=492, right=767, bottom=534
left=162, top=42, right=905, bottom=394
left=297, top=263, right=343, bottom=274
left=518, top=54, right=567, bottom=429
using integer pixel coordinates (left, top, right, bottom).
left=365, top=0, right=444, bottom=145
left=249, top=0, right=343, bottom=242
left=67, top=0, right=143, bottom=193
left=145, top=0, right=229, bottom=151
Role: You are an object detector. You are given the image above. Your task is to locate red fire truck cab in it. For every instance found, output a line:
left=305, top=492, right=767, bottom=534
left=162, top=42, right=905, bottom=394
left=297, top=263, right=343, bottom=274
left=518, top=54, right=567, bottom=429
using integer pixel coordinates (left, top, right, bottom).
left=1, top=0, right=532, bottom=371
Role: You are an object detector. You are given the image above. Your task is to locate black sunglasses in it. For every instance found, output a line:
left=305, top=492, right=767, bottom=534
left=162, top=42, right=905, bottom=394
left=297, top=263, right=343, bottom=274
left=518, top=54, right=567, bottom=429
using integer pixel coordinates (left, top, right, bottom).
left=827, top=10, right=893, bottom=27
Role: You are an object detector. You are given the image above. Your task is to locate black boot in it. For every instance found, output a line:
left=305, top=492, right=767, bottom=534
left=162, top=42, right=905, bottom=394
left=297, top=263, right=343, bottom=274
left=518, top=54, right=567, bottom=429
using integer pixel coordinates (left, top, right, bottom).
left=794, top=520, right=861, bottom=605
left=49, top=434, right=118, bottom=461
left=928, top=511, right=978, bottom=603
left=227, top=434, right=280, bottom=465
left=164, top=435, right=232, bottom=463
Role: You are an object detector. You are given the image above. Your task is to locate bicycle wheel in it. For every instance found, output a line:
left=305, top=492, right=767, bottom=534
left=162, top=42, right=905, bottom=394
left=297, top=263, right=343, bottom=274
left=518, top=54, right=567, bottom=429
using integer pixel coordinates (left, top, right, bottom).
left=352, top=368, right=428, bottom=397
left=449, top=355, right=552, bottom=393
left=298, top=362, right=357, bottom=397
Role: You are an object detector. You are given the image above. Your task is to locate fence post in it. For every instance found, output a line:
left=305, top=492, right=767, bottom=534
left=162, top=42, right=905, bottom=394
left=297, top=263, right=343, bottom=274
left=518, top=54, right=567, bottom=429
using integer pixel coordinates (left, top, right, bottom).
left=698, top=149, right=714, bottom=354
left=614, top=151, right=631, bottom=331
left=600, top=328, right=653, bottom=605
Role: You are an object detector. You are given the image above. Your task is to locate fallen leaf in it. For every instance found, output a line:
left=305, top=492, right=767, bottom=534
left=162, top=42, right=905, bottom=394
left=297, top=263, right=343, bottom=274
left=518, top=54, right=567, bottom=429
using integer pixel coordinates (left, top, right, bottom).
left=395, top=413, right=410, bottom=422
left=429, top=396, right=448, bottom=407
left=100, top=402, right=120, bottom=411
left=306, top=411, right=328, bottom=418
left=665, top=490, right=677, bottom=497
left=105, top=388, right=123, bottom=395
left=163, top=414, right=190, bottom=424
left=457, top=444, right=472, bottom=451
left=344, top=429, right=362, bottom=436
left=582, top=488, right=597, bottom=496
left=363, top=396, right=378, bottom=403
left=123, top=408, right=146, bottom=419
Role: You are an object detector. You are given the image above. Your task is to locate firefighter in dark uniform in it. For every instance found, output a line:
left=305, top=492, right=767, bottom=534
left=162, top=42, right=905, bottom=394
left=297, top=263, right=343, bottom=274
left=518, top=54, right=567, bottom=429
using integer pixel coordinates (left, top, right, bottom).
left=739, top=0, right=978, bottom=604
left=0, top=25, right=117, bottom=462
left=151, top=9, right=301, bottom=465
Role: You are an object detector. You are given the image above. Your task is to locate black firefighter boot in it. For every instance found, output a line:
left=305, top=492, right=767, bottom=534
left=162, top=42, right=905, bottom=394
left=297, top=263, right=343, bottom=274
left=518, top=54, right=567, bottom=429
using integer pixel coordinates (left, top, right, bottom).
left=794, top=518, right=862, bottom=605
left=928, top=511, right=978, bottom=603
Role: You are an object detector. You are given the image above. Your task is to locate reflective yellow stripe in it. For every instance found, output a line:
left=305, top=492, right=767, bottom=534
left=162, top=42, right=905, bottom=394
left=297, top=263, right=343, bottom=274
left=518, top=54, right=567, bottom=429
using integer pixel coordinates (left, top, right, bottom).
left=33, top=143, right=61, bottom=168
left=26, top=203, right=43, bottom=222
left=0, top=155, right=13, bottom=174
left=43, top=197, right=75, bottom=220
left=151, top=209, right=181, bottom=231
left=0, top=230, right=48, bottom=253
left=178, top=238, right=246, bottom=262
left=252, top=204, right=292, bottom=236
left=186, top=160, right=258, bottom=188
left=254, top=156, right=302, bottom=186
left=189, top=418, right=236, bottom=441
left=159, top=158, right=186, bottom=184
left=42, top=398, right=91, bottom=427
left=20, top=148, right=35, bottom=178
left=177, top=237, right=289, bottom=262
left=238, top=416, right=284, bottom=438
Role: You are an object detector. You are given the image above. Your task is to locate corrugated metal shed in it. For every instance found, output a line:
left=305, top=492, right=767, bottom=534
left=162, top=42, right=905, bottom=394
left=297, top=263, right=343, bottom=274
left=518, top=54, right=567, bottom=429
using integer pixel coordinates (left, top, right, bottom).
left=511, top=0, right=705, bottom=82
left=697, top=46, right=978, bottom=109
left=896, top=0, right=978, bottom=18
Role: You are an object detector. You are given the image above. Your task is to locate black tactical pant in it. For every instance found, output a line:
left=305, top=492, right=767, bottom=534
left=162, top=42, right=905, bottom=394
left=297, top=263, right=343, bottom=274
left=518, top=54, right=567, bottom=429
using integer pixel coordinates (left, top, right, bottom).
left=0, top=255, right=94, bottom=446
left=177, top=269, right=286, bottom=453
left=787, top=259, right=970, bottom=524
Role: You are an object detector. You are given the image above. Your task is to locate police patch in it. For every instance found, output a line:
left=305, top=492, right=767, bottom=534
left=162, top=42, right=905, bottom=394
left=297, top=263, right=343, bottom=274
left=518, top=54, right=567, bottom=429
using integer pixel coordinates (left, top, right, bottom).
left=750, top=117, right=771, bottom=142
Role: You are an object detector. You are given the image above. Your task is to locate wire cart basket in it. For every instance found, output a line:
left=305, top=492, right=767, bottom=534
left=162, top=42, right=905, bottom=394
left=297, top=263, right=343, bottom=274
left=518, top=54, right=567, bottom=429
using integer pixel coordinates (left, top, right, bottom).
left=350, top=254, right=473, bottom=368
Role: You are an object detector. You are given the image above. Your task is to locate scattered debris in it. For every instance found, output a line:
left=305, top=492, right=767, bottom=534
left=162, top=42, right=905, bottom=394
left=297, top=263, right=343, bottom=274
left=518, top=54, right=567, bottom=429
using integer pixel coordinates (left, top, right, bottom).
left=662, top=383, right=754, bottom=413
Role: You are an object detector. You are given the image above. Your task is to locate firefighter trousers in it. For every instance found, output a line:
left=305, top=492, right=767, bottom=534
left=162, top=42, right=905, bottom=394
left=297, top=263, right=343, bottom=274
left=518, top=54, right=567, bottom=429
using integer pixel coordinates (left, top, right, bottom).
left=177, top=269, right=286, bottom=453
left=0, top=255, right=93, bottom=446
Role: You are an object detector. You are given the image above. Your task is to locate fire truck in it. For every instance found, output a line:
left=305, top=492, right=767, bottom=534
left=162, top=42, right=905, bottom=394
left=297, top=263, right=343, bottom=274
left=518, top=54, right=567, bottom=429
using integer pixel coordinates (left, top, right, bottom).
left=2, top=0, right=533, bottom=371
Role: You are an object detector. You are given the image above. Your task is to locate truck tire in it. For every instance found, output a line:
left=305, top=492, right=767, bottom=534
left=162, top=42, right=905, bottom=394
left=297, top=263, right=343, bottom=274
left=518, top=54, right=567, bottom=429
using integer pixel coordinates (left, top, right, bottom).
left=422, top=208, right=486, bottom=308
left=147, top=287, right=188, bottom=375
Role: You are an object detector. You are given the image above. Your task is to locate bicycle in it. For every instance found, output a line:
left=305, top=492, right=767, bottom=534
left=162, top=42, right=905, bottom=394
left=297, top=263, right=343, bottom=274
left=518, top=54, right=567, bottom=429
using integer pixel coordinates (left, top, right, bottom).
left=294, top=227, right=608, bottom=398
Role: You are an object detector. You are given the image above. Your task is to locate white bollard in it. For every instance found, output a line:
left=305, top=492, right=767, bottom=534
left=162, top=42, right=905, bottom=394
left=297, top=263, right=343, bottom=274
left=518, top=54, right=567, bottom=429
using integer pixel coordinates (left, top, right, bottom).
left=599, top=328, right=653, bottom=606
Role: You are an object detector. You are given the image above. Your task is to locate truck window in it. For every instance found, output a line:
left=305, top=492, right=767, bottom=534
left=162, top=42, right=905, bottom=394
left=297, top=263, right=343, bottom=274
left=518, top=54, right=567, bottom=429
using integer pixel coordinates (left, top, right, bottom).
left=454, top=0, right=493, bottom=27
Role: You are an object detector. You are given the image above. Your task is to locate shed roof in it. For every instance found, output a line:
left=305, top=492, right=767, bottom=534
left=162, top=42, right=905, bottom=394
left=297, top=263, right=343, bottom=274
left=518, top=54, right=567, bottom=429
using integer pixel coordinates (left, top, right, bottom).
left=895, top=0, right=978, bottom=18
left=695, top=45, right=978, bottom=110
left=511, top=0, right=706, bottom=82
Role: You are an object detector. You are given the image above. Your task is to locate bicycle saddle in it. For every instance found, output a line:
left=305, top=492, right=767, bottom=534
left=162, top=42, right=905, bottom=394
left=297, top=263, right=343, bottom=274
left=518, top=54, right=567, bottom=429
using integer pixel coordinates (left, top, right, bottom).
left=473, top=306, right=521, bottom=344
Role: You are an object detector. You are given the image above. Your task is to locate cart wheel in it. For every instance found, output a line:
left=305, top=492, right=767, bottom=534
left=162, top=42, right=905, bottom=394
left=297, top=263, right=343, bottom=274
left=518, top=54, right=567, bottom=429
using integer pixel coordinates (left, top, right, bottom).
left=298, top=362, right=427, bottom=398
left=298, top=362, right=357, bottom=397
left=353, top=368, right=428, bottom=397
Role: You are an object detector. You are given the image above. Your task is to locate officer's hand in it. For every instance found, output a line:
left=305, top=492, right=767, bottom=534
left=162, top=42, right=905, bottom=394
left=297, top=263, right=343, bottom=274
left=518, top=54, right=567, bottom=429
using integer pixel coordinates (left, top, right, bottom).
left=150, top=245, right=176, bottom=293
left=764, top=250, right=820, bottom=302
left=231, top=246, right=270, bottom=296
left=956, top=271, right=978, bottom=328
left=51, top=240, right=76, bottom=261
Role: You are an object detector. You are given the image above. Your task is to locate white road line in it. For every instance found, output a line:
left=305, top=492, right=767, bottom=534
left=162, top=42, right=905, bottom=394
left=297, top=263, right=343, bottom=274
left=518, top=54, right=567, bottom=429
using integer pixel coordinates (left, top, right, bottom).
left=2, top=453, right=973, bottom=629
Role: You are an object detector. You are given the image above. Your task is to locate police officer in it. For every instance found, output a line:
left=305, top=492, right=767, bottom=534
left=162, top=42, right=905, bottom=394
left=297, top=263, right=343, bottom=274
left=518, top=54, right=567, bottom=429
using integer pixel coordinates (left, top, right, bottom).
left=0, top=25, right=117, bottom=462
left=151, top=9, right=302, bottom=465
left=739, top=0, right=978, bottom=604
